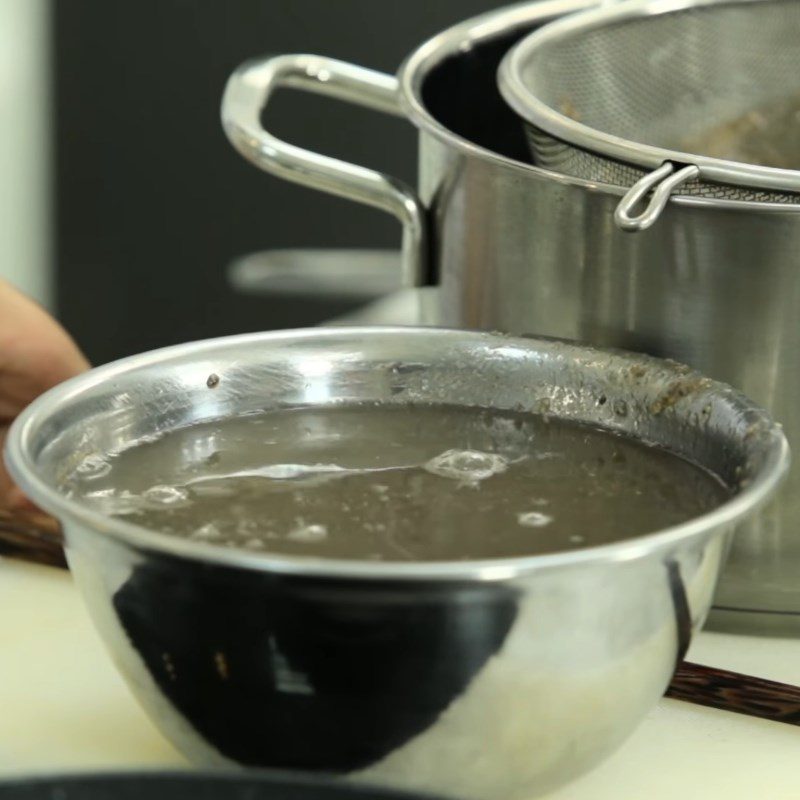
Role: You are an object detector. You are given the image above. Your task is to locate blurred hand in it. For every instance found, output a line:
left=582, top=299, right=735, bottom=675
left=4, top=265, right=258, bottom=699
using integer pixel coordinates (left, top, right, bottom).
left=0, top=279, right=89, bottom=511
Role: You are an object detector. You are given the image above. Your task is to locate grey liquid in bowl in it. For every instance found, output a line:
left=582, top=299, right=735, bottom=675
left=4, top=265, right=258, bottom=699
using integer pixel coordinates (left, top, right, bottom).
left=63, top=403, right=731, bottom=562
left=3, top=329, right=788, bottom=799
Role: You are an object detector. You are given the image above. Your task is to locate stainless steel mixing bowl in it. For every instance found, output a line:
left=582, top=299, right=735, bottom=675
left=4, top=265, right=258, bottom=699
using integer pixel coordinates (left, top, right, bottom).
left=3, top=328, right=788, bottom=799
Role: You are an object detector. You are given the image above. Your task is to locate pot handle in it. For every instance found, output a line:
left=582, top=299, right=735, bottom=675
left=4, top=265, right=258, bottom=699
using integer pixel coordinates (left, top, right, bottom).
left=221, top=54, right=427, bottom=288
left=614, top=163, right=700, bottom=232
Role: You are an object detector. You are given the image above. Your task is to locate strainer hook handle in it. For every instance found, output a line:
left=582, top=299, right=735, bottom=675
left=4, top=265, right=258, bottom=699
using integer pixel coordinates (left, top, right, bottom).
left=614, top=163, right=700, bottom=233
left=221, top=55, right=427, bottom=288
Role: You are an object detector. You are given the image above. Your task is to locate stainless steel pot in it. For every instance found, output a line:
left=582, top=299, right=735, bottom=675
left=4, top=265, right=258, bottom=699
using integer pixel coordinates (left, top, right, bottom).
left=221, top=0, right=800, bottom=632
left=498, top=0, right=800, bottom=231
left=4, top=328, right=788, bottom=798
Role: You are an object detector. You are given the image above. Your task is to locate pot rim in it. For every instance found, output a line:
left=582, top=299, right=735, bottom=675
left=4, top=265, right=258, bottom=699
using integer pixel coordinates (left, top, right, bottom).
left=397, top=0, right=800, bottom=214
left=398, top=0, right=596, bottom=182
left=4, top=327, right=789, bottom=582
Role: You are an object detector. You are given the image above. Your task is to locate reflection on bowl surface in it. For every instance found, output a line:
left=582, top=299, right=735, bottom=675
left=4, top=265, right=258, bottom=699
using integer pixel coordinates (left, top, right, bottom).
left=5, top=328, right=787, bottom=799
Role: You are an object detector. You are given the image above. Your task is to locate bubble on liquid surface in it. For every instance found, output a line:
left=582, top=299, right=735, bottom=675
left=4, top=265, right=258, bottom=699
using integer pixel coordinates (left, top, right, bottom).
left=287, top=522, right=328, bottom=543
left=517, top=511, right=554, bottom=528
left=424, top=450, right=509, bottom=484
left=84, top=488, right=143, bottom=516
left=84, top=488, right=114, bottom=499
left=244, top=537, right=265, bottom=550
left=75, top=455, right=111, bottom=479
left=144, top=485, right=190, bottom=506
left=82, top=488, right=116, bottom=513
left=191, top=523, right=222, bottom=541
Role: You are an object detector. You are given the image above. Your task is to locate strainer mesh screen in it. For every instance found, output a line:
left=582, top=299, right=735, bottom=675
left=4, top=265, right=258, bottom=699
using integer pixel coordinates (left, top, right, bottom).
left=521, top=0, right=800, bottom=200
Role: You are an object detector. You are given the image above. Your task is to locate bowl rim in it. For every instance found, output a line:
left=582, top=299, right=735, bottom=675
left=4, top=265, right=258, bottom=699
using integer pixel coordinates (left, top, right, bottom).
left=4, top=326, right=790, bottom=582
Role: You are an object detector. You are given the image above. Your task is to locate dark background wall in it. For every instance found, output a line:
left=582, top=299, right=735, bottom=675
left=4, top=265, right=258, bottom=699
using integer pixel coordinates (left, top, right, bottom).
left=54, top=0, right=502, bottom=365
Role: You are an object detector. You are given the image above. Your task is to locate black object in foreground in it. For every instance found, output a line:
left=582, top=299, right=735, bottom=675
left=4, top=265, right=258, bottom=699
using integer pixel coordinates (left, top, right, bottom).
left=0, top=772, right=445, bottom=800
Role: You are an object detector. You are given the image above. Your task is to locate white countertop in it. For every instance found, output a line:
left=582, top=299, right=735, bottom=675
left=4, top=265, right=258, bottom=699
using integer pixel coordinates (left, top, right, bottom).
left=3, top=556, right=800, bottom=798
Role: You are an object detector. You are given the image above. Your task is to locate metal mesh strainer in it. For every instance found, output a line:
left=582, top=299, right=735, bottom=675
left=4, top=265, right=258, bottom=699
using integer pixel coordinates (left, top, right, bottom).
left=498, top=0, right=800, bottom=230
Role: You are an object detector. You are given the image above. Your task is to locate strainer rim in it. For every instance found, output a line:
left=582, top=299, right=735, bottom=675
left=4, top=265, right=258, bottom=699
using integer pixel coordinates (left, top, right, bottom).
left=498, top=0, right=800, bottom=195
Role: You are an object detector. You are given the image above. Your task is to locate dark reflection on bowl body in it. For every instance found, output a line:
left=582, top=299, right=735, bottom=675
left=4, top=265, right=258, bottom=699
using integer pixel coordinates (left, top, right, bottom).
left=62, top=522, right=725, bottom=800
left=111, top=558, right=518, bottom=770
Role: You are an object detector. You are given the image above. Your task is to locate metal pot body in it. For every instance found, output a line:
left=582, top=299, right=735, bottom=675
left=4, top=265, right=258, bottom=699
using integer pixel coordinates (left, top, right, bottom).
left=414, top=72, right=800, bottom=635
left=5, top=329, right=786, bottom=798
left=219, top=0, right=800, bottom=631
left=419, top=135, right=800, bottom=631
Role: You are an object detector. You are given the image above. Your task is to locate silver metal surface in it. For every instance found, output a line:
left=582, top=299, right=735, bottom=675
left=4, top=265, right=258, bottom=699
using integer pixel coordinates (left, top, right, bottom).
left=614, top=165, right=701, bottom=232
left=222, top=0, right=800, bottom=629
left=228, top=249, right=402, bottom=300
left=220, top=55, right=426, bottom=288
left=4, top=328, right=788, bottom=798
left=325, top=287, right=441, bottom=326
left=499, top=0, right=800, bottom=230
